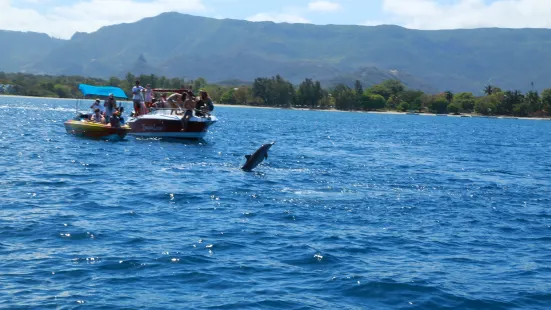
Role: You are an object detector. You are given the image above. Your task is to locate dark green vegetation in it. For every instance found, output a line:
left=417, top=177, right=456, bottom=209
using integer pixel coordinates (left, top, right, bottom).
left=1, top=71, right=550, bottom=117
left=3, top=13, right=551, bottom=93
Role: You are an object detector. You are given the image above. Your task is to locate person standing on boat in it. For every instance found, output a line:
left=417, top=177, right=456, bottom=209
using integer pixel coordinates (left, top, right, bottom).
left=103, top=93, right=117, bottom=123
left=144, top=84, right=154, bottom=108
left=132, top=80, right=145, bottom=116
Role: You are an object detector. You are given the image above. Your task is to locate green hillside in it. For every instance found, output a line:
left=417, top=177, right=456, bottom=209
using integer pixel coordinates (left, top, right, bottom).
left=2, top=13, right=551, bottom=93
left=0, top=30, right=63, bottom=72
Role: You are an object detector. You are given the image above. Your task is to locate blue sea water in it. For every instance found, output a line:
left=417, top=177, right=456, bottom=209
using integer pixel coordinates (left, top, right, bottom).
left=1, top=96, right=551, bottom=309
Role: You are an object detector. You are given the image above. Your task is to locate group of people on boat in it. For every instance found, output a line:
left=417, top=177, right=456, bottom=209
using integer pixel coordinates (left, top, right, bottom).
left=88, top=93, right=125, bottom=127
left=130, top=80, right=214, bottom=129
left=84, top=80, right=215, bottom=130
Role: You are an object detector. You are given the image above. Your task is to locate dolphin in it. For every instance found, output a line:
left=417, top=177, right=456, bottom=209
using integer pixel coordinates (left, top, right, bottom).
left=241, top=142, right=275, bottom=171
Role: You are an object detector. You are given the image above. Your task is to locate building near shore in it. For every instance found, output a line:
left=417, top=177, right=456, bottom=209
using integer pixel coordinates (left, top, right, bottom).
left=0, top=84, right=14, bottom=93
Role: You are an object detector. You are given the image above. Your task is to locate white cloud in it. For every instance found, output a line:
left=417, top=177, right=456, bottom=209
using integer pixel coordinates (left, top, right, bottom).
left=0, top=0, right=206, bottom=39
left=360, top=20, right=386, bottom=27
left=382, top=0, right=551, bottom=29
left=247, top=12, right=310, bottom=24
left=307, top=1, right=341, bottom=12
left=246, top=1, right=339, bottom=25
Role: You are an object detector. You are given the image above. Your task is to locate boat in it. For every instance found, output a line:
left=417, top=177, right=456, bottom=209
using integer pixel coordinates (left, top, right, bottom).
left=126, top=88, right=218, bottom=140
left=63, top=84, right=130, bottom=140
left=64, top=119, right=130, bottom=140
left=127, top=109, right=217, bottom=139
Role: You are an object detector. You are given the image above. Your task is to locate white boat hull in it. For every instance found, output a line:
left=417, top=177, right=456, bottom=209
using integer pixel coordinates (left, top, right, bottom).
left=129, top=131, right=208, bottom=139
left=127, top=109, right=217, bottom=140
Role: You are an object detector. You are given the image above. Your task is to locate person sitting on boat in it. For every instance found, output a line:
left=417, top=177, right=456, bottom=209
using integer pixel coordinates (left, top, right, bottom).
left=166, top=93, right=183, bottom=115
left=118, top=107, right=126, bottom=125
left=103, top=93, right=117, bottom=123
left=195, top=90, right=214, bottom=115
left=131, top=80, right=145, bottom=116
left=91, top=108, right=104, bottom=123
left=182, top=92, right=196, bottom=130
left=110, top=110, right=121, bottom=128
left=203, top=91, right=214, bottom=112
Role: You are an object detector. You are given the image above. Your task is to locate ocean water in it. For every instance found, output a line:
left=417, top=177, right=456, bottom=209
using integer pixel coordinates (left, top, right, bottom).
left=1, top=96, right=550, bottom=310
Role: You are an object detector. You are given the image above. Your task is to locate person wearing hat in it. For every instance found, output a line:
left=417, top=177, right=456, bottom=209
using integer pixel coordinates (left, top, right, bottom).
left=104, top=93, right=117, bottom=123
left=90, top=98, right=104, bottom=112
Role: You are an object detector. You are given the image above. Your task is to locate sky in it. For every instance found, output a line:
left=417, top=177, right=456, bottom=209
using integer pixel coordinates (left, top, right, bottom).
left=1, top=0, right=551, bottom=39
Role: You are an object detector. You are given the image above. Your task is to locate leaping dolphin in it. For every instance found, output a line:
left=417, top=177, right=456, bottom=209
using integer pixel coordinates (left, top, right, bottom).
left=241, top=142, right=275, bottom=172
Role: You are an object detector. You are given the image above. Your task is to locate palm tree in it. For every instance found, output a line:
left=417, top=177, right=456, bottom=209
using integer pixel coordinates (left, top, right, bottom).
left=483, top=85, right=494, bottom=96
left=444, top=91, right=454, bottom=103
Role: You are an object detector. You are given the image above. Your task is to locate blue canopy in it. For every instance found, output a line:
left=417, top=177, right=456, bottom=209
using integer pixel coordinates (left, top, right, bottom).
left=78, top=84, right=128, bottom=99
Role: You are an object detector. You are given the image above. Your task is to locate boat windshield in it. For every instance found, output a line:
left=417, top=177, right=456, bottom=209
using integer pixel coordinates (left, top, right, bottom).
left=145, top=108, right=213, bottom=119
left=148, top=108, right=175, bottom=115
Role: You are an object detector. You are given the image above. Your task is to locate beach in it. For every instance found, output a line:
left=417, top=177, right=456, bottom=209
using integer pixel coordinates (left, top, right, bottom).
left=1, top=94, right=550, bottom=120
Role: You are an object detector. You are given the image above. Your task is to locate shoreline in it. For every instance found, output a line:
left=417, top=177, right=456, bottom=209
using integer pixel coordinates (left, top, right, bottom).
left=1, top=94, right=550, bottom=121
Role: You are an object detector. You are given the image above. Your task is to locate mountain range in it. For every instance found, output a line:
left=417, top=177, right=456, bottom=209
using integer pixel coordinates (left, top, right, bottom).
left=2, top=12, right=551, bottom=93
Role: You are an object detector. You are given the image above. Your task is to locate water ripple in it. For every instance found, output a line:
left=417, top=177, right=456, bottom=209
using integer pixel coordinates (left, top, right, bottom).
left=1, top=97, right=550, bottom=309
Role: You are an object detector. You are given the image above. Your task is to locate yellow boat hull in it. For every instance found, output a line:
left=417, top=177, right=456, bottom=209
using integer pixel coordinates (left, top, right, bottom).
left=64, top=120, right=130, bottom=140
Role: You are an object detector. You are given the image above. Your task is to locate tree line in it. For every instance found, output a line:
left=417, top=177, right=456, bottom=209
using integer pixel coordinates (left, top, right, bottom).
left=1, top=71, right=550, bottom=117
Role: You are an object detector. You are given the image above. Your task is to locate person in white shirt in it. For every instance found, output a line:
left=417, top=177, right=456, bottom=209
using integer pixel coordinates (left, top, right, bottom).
left=89, top=99, right=104, bottom=118
left=131, top=80, right=145, bottom=116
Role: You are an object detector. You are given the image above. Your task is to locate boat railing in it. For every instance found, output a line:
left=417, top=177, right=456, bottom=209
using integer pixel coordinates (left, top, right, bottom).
left=142, top=108, right=213, bottom=119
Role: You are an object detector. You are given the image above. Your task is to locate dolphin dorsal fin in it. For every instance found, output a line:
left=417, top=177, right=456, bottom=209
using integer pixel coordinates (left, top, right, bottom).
left=245, top=155, right=251, bottom=160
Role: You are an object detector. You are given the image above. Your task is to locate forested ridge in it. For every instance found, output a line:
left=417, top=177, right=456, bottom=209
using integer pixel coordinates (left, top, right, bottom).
left=1, top=71, right=550, bottom=117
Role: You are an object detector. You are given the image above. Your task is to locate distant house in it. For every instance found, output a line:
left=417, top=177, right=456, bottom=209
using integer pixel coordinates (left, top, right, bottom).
left=0, top=84, right=14, bottom=94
